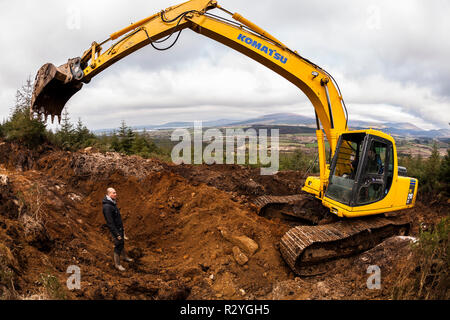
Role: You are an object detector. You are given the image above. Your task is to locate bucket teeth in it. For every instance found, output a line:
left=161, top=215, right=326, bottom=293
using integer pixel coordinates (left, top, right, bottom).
left=30, top=57, right=84, bottom=122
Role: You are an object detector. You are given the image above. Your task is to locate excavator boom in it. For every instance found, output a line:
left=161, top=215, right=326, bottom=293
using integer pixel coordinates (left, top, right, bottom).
left=31, top=0, right=346, bottom=199
left=31, top=0, right=346, bottom=144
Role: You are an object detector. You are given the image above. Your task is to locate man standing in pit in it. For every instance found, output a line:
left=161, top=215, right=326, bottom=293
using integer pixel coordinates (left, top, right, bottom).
left=102, top=188, right=133, bottom=271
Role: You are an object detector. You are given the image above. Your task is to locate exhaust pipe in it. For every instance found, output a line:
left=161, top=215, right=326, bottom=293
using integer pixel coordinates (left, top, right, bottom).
left=30, top=57, right=84, bottom=123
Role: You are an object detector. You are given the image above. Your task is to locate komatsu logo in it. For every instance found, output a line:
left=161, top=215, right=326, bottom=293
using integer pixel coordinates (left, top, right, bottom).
left=237, top=34, right=288, bottom=64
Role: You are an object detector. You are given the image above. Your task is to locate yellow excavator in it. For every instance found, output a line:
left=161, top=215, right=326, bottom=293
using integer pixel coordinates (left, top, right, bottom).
left=31, top=0, right=417, bottom=274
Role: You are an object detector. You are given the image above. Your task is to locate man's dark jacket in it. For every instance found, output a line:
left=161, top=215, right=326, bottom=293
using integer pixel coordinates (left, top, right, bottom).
left=102, top=197, right=124, bottom=238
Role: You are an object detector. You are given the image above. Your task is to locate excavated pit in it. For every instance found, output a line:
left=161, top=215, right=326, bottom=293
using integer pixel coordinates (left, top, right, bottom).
left=0, top=140, right=447, bottom=300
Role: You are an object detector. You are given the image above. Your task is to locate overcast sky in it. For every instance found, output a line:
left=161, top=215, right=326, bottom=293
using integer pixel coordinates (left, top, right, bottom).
left=0, top=0, right=449, bottom=130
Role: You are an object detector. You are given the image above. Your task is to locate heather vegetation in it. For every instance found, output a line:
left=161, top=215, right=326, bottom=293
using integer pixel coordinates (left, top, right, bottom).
left=393, top=217, right=449, bottom=300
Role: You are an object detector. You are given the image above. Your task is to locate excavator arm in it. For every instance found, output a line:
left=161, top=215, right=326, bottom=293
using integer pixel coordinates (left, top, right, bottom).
left=31, top=0, right=347, bottom=151
left=31, top=0, right=351, bottom=197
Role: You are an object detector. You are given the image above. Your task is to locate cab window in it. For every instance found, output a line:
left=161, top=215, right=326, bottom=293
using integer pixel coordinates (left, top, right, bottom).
left=325, top=133, right=365, bottom=205
left=357, top=140, right=390, bottom=205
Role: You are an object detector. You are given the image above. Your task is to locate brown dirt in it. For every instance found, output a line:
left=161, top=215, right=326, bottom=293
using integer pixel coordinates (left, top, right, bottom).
left=168, top=163, right=306, bottom=200
left=0, top=140, right=448, bottom=300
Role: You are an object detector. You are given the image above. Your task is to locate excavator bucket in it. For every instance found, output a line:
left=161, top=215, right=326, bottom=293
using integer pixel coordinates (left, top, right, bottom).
left=31, top=58, right=84, bottom=123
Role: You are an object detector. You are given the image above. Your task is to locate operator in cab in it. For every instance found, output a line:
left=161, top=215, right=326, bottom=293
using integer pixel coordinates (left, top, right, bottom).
left=358, top=146, right=385, bottom=203
left=367, top=147, right=384, bottom=174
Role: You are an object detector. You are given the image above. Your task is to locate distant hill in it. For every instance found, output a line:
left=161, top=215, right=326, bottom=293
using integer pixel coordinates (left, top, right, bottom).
left=94, top=119, right=239, bottom=133
left=348, top=121, right=450, bottom=138
left=94, top=113, right=449, bottom=138
left=243, top=125, right=316, bottom=135
left=230, top=113, right=316, bottom=126
left=348, top=121, right=423, bottom=131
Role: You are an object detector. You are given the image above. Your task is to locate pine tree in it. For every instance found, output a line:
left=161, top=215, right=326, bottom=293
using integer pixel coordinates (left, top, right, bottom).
left=422, top=142, right=442, bottom=197
left=439, top=149, right=450, bottom=198
left=117, top=120, right=134, bottom=154
left=12, top=77, right=33, bottom=114
left=57, top=107, right=74, bottom=149
left=118, top=120, right=127, bottom=138
left=110, top=131, right=120, bottom=151
left=74, top=117, right=94, bottom=148
left=60, top=108, right=74, bottom=134
left=2, top=77, right=47, bottom=147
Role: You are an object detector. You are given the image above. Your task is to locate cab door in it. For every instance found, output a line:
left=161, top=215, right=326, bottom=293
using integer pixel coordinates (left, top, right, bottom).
left=353, top=136, right=394, bottom=206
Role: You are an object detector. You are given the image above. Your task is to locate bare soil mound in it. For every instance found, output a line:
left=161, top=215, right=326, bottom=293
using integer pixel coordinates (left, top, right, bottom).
left=0, top=140, right=447, bottom=300
left=168, top=164, right=306, bottom=199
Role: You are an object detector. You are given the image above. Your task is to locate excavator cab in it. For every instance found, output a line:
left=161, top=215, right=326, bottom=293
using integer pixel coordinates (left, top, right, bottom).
left=321, top=130, right=418, bottom=218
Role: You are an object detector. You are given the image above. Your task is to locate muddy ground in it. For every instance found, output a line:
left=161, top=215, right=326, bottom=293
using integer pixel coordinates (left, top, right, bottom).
left=0, top=140, right=448, bottom=300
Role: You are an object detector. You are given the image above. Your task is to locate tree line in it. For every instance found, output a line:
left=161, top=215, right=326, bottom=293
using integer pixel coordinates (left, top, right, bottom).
left=0, top=78, right=167, bottom=160
left=399, top=145, right=449, bottom=200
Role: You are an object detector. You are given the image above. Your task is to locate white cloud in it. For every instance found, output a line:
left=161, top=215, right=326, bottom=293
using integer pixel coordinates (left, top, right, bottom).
left=339, top=73, right=450, bottom=130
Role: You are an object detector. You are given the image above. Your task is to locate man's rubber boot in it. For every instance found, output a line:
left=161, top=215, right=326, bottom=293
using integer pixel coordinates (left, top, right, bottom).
left=121, top=251, right=134, bottom=263
left=114, top=252, right=125, bottom=271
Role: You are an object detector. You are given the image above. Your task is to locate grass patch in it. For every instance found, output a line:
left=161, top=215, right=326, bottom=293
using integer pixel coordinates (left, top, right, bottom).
left=38, top=273, right=67, bottom=300
left=392, top=217, right=449, bottom=300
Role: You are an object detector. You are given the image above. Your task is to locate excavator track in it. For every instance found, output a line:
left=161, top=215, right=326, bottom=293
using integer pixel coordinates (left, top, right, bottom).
left=253, top=194, right=411, bottom=274
left=253, top=194, right=332, bottom=225
left=280, top=215, right=411, bottom=275
left=253, top=194, right=307, bottom=214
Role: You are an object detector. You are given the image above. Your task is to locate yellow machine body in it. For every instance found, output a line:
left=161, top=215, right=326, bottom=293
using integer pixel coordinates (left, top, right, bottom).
left=303, top=129, right=418, bottom=217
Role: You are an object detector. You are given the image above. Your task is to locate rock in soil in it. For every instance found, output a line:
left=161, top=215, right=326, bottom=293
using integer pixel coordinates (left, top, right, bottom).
left=232, top=246, right=249, bottom=265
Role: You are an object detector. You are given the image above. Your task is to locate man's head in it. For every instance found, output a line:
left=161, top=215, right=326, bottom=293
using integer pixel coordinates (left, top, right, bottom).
left=107, top=188, right=117, bottom=200
left=368, top=149, right=376, bottom=160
